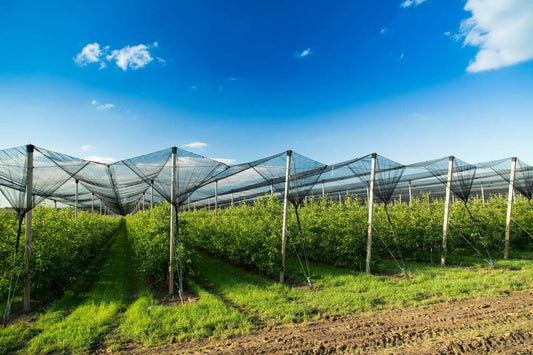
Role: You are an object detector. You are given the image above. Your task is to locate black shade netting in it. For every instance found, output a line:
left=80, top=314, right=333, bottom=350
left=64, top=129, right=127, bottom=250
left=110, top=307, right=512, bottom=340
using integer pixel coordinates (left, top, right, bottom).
left=487, top=158, right=533, bottom=200
left=249, top=151, right=327, bottom=205
left=0, top=145, right=87, bottom=216
left=346, top=154, right=405, bottom=205
left=424, top=157, right=476, bottom=203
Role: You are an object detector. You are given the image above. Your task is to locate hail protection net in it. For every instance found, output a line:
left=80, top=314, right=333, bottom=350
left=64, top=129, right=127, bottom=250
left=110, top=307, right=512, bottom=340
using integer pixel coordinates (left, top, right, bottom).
left=344, top=154, right=405, bottom=205
left=0, top=146, right=87, bottom=216
left=488, top=158, right=533, bottom=201
left=424, top=157, right=477, bottom=203
left=248, top=151, right=327, bottom=205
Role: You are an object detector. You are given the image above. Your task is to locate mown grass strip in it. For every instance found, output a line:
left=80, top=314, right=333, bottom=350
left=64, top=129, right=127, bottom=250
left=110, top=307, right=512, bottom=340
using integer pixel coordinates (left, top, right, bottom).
left=113, top=279, right=251, bottom=347
left=24, top=221, right=132, bottom=354
left=193, top=253, right=312, bottom=325
left=0, top=226, right=117, bottom=354
left=287, top=255, right=533, bottom=316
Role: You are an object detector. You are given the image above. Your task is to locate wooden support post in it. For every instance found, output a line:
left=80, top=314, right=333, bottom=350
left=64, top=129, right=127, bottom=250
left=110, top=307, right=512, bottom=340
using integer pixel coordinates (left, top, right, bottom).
left=215, top=180, right=218, bottom=217
left=441, top=156, right=454, bottom=266
left=23, top=144, right=34, bottom=312
left=280, top=150, right=292, bottom=284
left=75, top=179, right=79, bottom=218
left=366, top=153, right=377, bottom=274
left=169, top=147, right=177, bottom=296
left=504, top=157, right=517, bottom=260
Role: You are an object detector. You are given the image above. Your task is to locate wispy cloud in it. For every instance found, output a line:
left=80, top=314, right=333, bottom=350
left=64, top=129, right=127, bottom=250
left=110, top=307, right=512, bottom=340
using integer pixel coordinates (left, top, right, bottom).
left=212, top=158, right=236, bottom=165
left=400, top=0, right=427, bottom=8
left=295, top=48, right=312, bottom=58
left=91, top=100, right=115, bottom=110
left=85, top=156, right=116, bottom=164
left=380, top=27, right=389, bottom=35
left=459, top=0, right=533, bottom=73
left=75, top=42, right=162, bottom=71
left=183, top=142, right=207, bottom=149
left=81, top=144, right=91, bottom=151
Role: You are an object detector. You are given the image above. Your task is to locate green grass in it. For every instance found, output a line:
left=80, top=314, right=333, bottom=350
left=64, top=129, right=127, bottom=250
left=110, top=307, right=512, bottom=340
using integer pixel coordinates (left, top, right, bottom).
left=24, top=221, right=132, bottom=354
left=193, top=253, right=312, bottom=326
left=114, top=279, right=251, bottom=347
left=2, top=225, right=532, bottom=353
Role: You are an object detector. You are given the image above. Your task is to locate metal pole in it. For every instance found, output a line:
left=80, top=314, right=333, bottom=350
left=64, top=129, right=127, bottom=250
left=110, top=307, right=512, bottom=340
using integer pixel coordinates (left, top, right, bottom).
left=75, top=179, right=79, bottom=218
left=169, top=147, right=177, bottom=296
left=338, top=191, right=342, bottom=204
left=280, top=150, right=292, bottom=284
left=91, top=193, right=94, bottom=215
left=142, top=193, right=145, bottom=211
left=366, top=153, right=377, bottom=274
left=504, top=157, right=517, bottom=260
left=322, top=181, right=325, bottom=197
left=151, top=184, right=154, bottom=209
left=23, top=144, right=34, bottom=312
left=441, top=156, right=454, bottom=266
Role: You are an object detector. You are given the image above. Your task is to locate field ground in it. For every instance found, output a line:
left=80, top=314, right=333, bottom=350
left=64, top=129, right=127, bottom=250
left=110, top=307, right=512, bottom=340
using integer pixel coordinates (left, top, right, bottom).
left=135, top=290, right=533, bottom=354
left=1, top=223, right=533, bottom=354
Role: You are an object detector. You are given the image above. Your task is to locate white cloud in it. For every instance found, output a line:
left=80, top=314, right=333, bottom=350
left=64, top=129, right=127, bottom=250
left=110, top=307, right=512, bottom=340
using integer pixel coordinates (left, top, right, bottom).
left=85, top=156, right=116, bottom=164
left=191, top=85, right=198, bottom=90
left=212, top=158, right=236, bottom=165
left=107, top=44, right=153, bottom=71
left=81, top=144, right=91, bottom=151
left=459, top=0, right=533, bottom=73
left=91, top=100, right=114, bottom=110
left=295, top=48, right=312, bottom=58
left=75, top=42, right=161, bottom=71
left=97, top=103, right=115, bottom=110
left=183, top=142, right=207, bottom=149
left=74, top=43, right=105, bottom=66
left=444, top=31, right=451, bottom=36
left=380, top=27, right=389, bottom=35
left=401, top=0, right=427, bottom=8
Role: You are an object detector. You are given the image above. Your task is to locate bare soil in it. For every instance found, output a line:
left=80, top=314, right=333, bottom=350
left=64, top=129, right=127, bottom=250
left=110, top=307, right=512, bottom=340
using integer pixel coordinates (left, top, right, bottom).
left=124, top=290, right=533, bottom=354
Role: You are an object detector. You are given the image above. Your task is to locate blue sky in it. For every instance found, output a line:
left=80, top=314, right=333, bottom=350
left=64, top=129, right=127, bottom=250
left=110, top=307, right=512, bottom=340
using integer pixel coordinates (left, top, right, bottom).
left=0, top=0, right=532, bottom=165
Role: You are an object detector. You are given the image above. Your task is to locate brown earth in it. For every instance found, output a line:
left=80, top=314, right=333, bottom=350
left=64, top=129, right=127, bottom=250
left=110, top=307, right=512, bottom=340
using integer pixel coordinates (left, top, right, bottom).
left=123, top=290, right=533, bottom=354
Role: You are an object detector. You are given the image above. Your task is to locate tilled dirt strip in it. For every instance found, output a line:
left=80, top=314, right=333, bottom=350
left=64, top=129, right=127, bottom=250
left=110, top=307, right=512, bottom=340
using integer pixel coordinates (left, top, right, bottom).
left=126, top=290, right=533, bottom=354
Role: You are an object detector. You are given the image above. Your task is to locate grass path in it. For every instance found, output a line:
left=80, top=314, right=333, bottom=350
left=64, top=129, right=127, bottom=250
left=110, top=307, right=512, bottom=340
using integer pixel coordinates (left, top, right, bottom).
left=18, top=221, right=133, bottom=354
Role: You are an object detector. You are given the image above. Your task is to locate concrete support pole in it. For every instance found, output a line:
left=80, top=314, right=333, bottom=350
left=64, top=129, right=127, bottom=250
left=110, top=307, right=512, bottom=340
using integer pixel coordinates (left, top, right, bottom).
left=91, top=193, right=94, bottom=215
left=99, top=200, right=102, bottom=215
left=365, top=153, right=377, bottom=274
left=75, top=179, right=79, bottom=218
left=142, top=193, right=145, bottom=211
left=215, top=180, right=218, bottom=217
left=280, top=150, right=292, bottom=284
left=23, top=144, right=34, bottom=312
left=441, top=156, right=454, bottom=266
left=481, top=182, right=485, bottom=206
left=188, top=195, right=190, bottom=212
left=322, top=181, right=325, bottom=197
left=151, top=184, right=154, bottom=209
left=339, top=191, right=342, bottom=204
left=408, top=180, right=413, bottom=207
left=169, top=147, right=177, bottom=296
left=504, top=157, right=517, bottom=260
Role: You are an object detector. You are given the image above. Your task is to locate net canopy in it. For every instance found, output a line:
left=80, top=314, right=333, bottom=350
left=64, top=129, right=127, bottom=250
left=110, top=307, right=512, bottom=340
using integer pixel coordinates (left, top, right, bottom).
left=0, top=145, right=528, bottom=215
